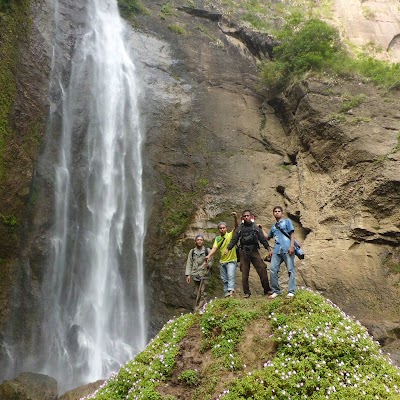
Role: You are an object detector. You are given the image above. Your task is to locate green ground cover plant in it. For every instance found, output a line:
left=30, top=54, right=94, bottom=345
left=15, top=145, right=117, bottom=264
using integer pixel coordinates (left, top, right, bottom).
left=261, top=13, right=400, bottom=91
left=83, top=290, right=400, bottom=400
left=117, top=0, right=147, bottom=17
left=168, top=24, right=186, bottom=35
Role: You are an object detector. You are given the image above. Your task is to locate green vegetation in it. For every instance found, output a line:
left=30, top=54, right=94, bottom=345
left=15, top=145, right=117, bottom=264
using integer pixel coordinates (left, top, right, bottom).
left=0, top=0, right=12, bottom=12
left=0, top=0, right=30, bottom=181
left=160, top=2, right=175, bottom=19
left=261, top=15, right=342, bottom=90
left=161, top=175, right=208, bottom=238
left=389, top=263, right=400, bottom=274
left=1, top=214, right=18, bottom=227
left=178, top=369, right=201, bottom=386
left=168, top=24, right=187, bottom=35
left=340, top=93, right=367, bottom=113
left=84, top=313, right=196, bottom=399
left=84, top=290, right=400, bottom=400
left=117, top=0, right=147, bottom=17
left=261, top=14, right=400, bottom=91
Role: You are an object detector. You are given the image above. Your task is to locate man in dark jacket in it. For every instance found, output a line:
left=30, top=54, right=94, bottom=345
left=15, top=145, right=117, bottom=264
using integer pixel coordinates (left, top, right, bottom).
left=226, top=210, right=271, bottom=298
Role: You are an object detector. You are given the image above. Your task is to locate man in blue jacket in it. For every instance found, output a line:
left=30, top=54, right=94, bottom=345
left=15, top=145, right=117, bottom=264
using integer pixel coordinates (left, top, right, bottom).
left=267, top=206, right=296, bottom=298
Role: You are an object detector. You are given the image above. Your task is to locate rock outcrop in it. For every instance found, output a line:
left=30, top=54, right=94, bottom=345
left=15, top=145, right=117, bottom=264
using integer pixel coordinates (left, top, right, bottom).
left=0, top=372, right=57, bottom=400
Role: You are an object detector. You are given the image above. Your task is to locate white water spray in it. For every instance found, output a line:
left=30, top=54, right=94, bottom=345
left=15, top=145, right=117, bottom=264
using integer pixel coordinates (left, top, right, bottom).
left=42, top=0, right=147, bottom=391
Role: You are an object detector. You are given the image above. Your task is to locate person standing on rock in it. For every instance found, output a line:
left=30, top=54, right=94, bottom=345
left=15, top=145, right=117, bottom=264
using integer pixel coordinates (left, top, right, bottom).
left=185, top=234, right=213, bottom=311
left=226, top=210, right=272, bottom=298
left=205, top=212, right=239, bottom=297
left=267, top=206, right=297, bottom=299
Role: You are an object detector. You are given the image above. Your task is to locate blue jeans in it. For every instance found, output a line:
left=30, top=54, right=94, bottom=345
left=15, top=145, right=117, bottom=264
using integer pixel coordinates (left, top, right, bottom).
left=270, top=252, right=296, bottom=294
left=219, top=261, right=237, bottom=295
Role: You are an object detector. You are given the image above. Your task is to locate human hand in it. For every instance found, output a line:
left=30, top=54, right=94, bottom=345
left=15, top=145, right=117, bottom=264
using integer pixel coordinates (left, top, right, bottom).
left=288, top=246, right=295, bottom=256
left=186, top=276, right=191, bottom=284
left=231, top=211, right=237, bottom=217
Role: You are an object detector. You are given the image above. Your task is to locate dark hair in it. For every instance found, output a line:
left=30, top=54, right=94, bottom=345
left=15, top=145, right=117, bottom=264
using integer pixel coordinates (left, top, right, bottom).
left=242, top=209, right=252, bottom=216
left=273, top=206, right=283, bottom=212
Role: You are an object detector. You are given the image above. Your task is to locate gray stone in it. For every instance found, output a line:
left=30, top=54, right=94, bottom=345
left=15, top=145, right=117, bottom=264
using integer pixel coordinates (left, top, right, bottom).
left=0, top=372, right=57, bottom=400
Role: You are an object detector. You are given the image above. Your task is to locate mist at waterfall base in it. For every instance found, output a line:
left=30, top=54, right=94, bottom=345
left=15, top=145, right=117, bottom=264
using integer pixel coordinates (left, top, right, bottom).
left=15, top=0, right=147, bottom=393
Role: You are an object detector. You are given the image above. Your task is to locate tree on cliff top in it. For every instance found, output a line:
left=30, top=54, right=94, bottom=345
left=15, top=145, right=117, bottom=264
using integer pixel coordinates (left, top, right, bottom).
left=83, top=289, right=400, bottom=400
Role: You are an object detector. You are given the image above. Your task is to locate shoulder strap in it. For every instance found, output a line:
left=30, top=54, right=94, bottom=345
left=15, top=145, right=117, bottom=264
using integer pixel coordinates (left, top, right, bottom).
left=192, top=247, right=210, bottom=259
left=216, top=236, right=226, bottom=248
left=275, top=222, right=291, bottom=239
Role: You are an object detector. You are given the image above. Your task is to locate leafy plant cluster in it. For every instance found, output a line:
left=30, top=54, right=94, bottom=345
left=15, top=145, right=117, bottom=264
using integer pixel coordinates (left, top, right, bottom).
left=218, top=290, right=400, bottom=399
left=200, top=298, right=261, bottom=370
left=82, top=313, right=196, bottom=400
left=339, top=93, right=367, bottom=113
left=178, top=369, right=201, bottom=386
left=0, top=0, right=11, bottom=12
left=261, top=14, right=400, bottom=90
left=117, top=0, right=147, bottom=18
left=167, top=24, right=186, bottom=35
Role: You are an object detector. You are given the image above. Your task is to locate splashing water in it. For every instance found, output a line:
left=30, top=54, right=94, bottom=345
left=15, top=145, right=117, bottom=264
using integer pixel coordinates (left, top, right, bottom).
left=40, top=0, right=147, bottom=392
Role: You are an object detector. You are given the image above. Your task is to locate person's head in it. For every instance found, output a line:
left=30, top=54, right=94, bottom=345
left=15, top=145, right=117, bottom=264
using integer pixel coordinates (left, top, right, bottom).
left=194, top=234, right=204, bottom=248
left=273, top=206, right=283, bottom=220
left=218, top=222, right=227, bottom=235
left=241, top=210, right=253, bottom=225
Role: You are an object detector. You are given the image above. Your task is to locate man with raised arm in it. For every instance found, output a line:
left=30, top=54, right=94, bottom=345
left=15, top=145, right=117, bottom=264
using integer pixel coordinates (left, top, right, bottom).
left=205, top=212, right=239, bottom=298
left=226, top=210, right=272, bottom=298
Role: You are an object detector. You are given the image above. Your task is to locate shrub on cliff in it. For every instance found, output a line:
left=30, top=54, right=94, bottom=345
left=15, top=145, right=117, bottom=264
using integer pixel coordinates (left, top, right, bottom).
left=82, top=289, right=400, bottom=400
left=261, top=13, right=400, bottom=90
left=261, top=14, right=342, bottom=89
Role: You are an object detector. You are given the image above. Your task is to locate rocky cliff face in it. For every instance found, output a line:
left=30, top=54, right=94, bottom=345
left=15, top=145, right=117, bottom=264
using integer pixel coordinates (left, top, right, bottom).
left=134, top=0, right=400, bottom=362
left=0, top=0, right=399, bottom=387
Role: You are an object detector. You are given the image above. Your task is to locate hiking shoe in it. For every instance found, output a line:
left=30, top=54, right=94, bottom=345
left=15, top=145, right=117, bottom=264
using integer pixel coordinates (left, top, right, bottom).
left=268, top=293, right=280, bottom=299
left=243, top=293, right=251, bottom=298
left=286, top=293, right=294, bottom=298
left=264, top=290, right=273, bottom=296
left=228, top=290, right=234, bottom=297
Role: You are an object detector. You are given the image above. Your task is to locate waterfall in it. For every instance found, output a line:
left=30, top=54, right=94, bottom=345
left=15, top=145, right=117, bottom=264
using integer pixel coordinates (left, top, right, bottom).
left=40, top=0, right=147, bottom=392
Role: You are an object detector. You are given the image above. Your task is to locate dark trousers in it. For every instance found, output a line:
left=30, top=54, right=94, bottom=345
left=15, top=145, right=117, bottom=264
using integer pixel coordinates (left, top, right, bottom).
left=239, top=249, right=271, bottom=295
left=193, top=278, right=208, bottom=311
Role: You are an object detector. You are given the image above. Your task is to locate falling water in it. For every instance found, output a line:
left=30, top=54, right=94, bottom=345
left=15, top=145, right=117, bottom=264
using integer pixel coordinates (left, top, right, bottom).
left=40, top=0, right=147, bottom=391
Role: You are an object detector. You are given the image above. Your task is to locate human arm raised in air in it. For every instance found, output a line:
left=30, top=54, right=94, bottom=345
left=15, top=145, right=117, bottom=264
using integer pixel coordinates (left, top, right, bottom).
left=256, top=226, right=271, bottom=250
left=232, top=211, right=238, bottom=230
left=226, top=226, right=241, bottom=251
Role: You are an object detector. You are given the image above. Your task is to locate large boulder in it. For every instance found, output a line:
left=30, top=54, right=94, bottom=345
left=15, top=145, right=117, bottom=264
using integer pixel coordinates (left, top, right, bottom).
left=0, top=372, right=57, bottom=400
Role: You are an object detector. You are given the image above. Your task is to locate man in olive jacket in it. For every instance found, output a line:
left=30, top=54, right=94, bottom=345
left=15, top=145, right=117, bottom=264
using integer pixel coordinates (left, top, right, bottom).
left=226, top=210, right=271, bottom=298
left=185, top=234, right=213, bottom=311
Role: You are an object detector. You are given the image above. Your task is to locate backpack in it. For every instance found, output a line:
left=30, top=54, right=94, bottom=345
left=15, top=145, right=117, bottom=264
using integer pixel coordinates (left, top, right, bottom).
left=191, top=247, right=209, bottom=260
left=239, top=222, right=259, bottom=247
